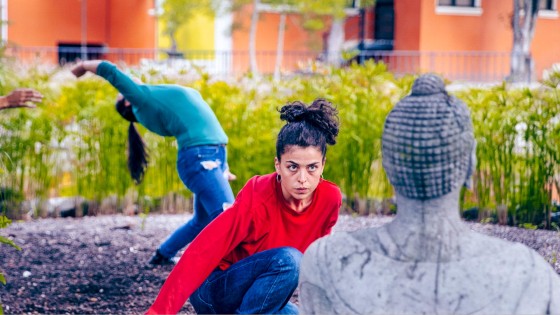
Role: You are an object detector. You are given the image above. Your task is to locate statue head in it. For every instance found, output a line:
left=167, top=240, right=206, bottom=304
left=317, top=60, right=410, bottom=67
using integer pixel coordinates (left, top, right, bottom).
left=381, top=74, right=475, bottom=200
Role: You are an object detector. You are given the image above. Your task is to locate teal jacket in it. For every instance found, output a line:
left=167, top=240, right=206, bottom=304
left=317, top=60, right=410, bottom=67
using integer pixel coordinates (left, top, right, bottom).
left=97, top=61, right=228, bottom=149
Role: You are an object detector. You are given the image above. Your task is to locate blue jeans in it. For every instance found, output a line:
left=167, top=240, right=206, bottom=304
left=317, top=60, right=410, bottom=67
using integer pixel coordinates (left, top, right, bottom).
left=190, top=247, right=302, bottom=314
left=158, top=145, right=235, bottom=259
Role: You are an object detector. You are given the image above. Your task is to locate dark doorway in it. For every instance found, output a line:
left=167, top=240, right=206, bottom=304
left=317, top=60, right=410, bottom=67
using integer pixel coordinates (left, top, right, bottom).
left=374, top=0, right=395, bottom=43
left=353, top=0, right=394, bottom=64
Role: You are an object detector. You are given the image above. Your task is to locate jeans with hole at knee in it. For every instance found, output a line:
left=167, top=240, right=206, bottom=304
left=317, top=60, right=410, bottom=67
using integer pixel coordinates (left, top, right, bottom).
left=190, top=247, right=302, bottom=315
left=157, top=145, right=235, bottom=259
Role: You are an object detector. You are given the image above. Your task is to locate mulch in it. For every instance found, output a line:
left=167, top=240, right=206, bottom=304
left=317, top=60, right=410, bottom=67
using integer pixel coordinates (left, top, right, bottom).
left=1, top=213, right=559, bottom=314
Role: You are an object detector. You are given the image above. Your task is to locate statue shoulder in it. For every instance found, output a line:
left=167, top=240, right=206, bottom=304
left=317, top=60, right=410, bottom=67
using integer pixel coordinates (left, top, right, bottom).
left=300, top=232, right=371, bottom=315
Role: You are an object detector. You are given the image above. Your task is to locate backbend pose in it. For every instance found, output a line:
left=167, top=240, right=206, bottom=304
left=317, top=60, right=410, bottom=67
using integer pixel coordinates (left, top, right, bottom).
left=71, top=60, right=235, bottom=265
left=147, top=98, right=342, bottom=314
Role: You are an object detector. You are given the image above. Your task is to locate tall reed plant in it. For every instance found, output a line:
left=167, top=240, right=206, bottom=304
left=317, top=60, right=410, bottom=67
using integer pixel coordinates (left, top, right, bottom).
left=458, top=78, right=560, bottom=228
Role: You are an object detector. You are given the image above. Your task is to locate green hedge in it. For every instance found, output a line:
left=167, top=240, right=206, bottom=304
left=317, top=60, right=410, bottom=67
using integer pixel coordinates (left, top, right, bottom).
left=0, top=60, right=559, bottom=227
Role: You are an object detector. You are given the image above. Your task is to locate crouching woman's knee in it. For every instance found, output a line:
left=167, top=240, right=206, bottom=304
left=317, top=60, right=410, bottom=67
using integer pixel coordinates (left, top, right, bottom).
left=271, top=247, right=303, bottom=283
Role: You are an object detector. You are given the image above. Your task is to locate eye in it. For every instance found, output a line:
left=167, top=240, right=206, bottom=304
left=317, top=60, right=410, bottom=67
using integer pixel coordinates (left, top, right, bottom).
left=287, top=164, right=298, bottom=171
left=308, top=165, right=318, bottom=172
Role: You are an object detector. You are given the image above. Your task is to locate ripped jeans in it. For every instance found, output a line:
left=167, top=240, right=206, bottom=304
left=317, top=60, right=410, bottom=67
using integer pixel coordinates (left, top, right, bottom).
left=157, top=144, right=235, bottom=259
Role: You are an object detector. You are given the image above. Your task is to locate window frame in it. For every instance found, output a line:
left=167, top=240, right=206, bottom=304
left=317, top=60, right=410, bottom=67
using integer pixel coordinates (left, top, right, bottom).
left=538, top=0, right=559, bottom=19
left=435, top=0, right=482, bottom=16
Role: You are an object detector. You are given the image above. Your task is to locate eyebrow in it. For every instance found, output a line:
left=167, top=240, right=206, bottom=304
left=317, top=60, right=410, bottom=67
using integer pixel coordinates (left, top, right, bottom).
left=286, top=161, right=321, bottom=167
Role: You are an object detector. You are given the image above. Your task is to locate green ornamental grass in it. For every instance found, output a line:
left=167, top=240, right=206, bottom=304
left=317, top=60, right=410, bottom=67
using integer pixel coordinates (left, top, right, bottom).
left=0, top=59, right=558, bottom=228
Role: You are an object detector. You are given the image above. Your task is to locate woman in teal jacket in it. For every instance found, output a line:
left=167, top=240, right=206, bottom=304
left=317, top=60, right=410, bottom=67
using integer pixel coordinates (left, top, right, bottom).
left=71, top=60, right=235, bottom=265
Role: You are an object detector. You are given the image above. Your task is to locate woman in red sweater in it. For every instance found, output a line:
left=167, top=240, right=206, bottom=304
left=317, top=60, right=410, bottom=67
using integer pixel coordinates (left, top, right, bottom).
left=146, top=98, right=341, bottom=314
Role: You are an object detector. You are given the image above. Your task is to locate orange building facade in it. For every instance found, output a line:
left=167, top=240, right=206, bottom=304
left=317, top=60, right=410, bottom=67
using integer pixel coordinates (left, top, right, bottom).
left=2, top=0, right=560, bottom=81
left=351, top=0, right=560, bottom=81
left=230, top=3, right=324, bottom=75
left=229, top=0, right=560, bottom=80
left=2, top=0, right=157, bottom=64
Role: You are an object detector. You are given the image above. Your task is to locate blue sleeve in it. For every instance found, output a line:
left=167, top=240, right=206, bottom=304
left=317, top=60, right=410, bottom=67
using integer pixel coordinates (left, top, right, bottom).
left=96, top=61, right=148, bottom=107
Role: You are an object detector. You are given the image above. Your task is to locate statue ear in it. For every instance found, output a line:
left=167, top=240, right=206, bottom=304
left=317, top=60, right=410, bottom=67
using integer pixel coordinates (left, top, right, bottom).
left=464, top=140, right=477, bottom=189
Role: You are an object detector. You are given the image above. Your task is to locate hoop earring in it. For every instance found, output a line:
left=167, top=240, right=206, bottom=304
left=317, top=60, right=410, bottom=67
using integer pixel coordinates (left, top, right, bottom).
left=276, top=174, right=281, bottom=182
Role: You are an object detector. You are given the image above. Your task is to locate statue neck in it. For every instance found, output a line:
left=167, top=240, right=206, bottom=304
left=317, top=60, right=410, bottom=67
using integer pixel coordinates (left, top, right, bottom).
left=383, top=188, right=472, bottom=261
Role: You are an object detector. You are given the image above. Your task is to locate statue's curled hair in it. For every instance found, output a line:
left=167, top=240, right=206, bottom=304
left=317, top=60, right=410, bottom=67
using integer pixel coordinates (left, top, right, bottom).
left=276, top=98, right=340, bottom=160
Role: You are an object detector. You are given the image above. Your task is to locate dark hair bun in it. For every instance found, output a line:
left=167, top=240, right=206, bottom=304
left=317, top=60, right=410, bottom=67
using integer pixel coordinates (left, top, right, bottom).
left=279, top=101, right=308, bottom=123
left=279, top=98, right=340, bottom=145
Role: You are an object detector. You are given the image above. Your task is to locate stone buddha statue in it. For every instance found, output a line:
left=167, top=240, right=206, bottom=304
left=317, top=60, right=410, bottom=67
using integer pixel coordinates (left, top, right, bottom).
left=299, top=74, right=560, bottom=314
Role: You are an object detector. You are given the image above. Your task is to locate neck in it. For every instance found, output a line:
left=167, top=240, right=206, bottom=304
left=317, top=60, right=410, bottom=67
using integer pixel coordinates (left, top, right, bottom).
left=279, top=183, right=313, bottom=213
left=383, top=188, right=471, bottom=261
left=285, top=198, right=311, bottom=213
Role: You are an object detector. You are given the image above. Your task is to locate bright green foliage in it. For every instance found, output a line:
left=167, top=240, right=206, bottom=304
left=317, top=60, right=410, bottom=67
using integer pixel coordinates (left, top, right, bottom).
left=457, top=75, right=560, bottom=228
left=0, top=234, right=20, bottom=251
left=297, top=0, right=376, bottom=22
left=0, top=60, right=559, bottom=228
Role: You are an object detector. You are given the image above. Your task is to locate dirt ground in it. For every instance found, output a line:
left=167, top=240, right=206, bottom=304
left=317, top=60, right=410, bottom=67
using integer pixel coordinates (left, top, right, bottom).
left=1, top=214, right=559, bottom=314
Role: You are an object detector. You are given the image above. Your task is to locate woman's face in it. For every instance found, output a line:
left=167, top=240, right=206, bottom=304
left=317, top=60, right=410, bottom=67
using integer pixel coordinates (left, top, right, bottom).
left=275, top=145, right=325, bottom=206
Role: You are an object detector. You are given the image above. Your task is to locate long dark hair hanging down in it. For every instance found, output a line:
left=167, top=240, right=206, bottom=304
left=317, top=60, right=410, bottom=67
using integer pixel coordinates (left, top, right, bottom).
left=127, top=122, right=149, bottom=184
left=116, top=98, right=149, bottom=184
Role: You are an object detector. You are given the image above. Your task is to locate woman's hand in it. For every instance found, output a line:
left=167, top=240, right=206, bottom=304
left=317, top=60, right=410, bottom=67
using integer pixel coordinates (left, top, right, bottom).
left=224, top=169, right=237, bottom=181
left=71, top=62, right=87, bottom=78
left=0, top=88, right=43, bottom=110
left=71, top=60, right=103, bottom=78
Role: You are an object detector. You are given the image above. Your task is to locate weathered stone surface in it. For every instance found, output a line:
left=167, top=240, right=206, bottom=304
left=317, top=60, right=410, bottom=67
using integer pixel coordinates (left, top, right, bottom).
left=299, top=74, right=560, bottom=314
left=301, top=211, right=560, bottom=314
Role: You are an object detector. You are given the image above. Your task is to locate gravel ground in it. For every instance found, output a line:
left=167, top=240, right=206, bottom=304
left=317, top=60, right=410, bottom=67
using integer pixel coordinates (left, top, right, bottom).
left=1, top=213, right=559, bottom=314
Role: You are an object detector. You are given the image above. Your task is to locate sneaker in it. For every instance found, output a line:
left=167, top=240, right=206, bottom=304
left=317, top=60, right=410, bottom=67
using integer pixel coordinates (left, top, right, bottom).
left=148, top=249, right=177, bottom=266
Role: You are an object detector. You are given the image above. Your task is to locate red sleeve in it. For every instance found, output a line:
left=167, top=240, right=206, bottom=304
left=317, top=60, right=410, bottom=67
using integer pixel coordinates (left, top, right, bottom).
left=146, top=180, right=256, bottom=314
left=323, top=186, right=342, bottom=236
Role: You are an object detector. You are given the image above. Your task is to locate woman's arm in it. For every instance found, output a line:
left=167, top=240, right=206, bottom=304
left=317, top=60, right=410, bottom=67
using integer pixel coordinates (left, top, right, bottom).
left=147, top=184, right=256, bottom=314
left=71, top=60, right=147, bottom=107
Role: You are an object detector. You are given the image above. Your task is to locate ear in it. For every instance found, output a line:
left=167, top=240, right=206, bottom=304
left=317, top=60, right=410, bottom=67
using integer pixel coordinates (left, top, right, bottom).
left=274, top=157, right=280, bottom=173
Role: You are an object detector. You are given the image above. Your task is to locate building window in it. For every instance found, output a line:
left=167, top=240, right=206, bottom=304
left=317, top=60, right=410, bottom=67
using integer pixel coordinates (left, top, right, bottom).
left=438, top=0, right=476, bottom=7
left=436, top=0, right=482, bottom=15
left=539, top=0, right=555, bottom=10
left=57, top=43, right=105, bottom=65
left=538, top=0, right=558, bottom=18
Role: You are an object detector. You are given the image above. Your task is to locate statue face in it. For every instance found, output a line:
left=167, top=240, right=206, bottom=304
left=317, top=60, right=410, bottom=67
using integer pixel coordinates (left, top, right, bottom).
left=274, top=145, right=325, bottom=208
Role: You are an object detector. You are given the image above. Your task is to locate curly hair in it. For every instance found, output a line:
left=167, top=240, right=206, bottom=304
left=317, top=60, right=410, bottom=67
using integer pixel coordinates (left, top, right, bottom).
left=276, top=98, right=340, bottom=160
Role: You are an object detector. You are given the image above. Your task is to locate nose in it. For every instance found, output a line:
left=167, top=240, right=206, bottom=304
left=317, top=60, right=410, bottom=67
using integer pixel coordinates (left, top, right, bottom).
left=297, top=170, right=307, bottom=183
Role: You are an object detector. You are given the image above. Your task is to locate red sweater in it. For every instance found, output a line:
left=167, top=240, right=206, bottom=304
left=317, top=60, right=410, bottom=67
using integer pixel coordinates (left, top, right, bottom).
left=147, top=173, right=342, bottom=314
